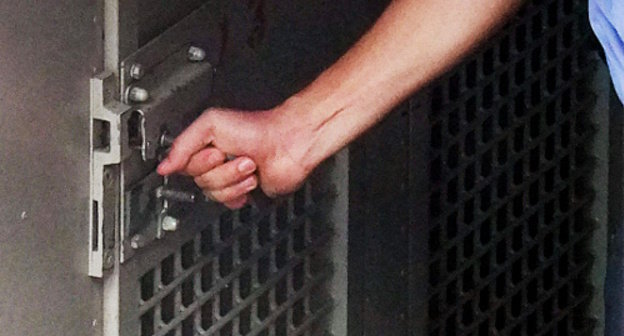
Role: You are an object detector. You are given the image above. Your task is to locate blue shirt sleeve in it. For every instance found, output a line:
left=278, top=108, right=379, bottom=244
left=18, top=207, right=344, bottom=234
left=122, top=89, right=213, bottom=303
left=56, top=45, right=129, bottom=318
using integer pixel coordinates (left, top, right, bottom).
left=589, top=0, right=624, bottom=103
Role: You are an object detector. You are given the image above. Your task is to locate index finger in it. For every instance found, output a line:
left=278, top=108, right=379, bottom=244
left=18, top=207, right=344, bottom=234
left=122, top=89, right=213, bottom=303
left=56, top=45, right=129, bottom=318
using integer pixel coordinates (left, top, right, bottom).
left=157, top=112, right=215, bottom=176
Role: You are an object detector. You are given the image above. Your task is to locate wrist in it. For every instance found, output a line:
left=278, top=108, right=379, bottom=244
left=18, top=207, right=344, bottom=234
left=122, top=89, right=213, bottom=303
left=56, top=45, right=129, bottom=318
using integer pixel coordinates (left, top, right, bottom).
left=276, top=91, right=357, bottom=173
left=270, top=95, right=326, bottom=175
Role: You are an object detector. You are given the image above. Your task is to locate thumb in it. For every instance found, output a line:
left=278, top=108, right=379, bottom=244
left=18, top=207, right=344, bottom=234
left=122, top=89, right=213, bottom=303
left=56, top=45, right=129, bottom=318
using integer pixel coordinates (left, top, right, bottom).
left=157, top=112, right=215, bottom=175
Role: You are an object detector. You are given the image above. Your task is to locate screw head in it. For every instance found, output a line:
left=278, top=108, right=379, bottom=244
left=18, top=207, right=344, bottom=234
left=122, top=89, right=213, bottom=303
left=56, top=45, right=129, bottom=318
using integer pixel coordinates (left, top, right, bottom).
left=162, top=215, right=180, bottom=232
left=129, top=63, right=145, bottom=80
left=130, top=234, right=146, bottom=249
left=187, top=46, right=206, bottom=62
left=127, top=86, right=149, bottom=103
left=103, top=250, right=115, bottom=268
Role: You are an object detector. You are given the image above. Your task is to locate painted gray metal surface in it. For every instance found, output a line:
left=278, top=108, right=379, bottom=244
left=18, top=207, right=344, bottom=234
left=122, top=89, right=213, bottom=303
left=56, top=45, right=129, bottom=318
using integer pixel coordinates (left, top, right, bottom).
left=0, top=1, right=102, bottom=335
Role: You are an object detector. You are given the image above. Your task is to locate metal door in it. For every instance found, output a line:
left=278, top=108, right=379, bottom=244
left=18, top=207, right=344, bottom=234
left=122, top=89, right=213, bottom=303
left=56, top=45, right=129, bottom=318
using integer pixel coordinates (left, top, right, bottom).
left=91, top=1, right=366, bottom=335
left=349, top=0, right=610, bottom=335
left=1, top=0, right=376, bottom=335
left=0, top=1, right=103, bottom=335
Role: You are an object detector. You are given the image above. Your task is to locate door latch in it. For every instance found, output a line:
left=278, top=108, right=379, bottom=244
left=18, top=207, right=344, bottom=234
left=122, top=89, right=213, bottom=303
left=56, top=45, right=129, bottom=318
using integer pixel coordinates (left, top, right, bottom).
left=89, top=43, right=217, bottom=277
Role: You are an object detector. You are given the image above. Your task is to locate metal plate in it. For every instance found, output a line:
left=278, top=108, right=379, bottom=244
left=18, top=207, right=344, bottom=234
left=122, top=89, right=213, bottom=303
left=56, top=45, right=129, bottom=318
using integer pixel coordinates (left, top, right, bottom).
left=0, top=0, right=103, bottom=335
left=120, top=1, right=224, bottom=96
left=123, top=48, right=215, bottom=161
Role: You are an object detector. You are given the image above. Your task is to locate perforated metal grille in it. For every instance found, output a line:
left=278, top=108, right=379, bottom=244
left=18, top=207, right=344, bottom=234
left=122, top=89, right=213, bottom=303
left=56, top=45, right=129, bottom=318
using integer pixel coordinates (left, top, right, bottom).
left=426, top=0, right=596, bottom=335
left=137, top=181, right=335, bottom=336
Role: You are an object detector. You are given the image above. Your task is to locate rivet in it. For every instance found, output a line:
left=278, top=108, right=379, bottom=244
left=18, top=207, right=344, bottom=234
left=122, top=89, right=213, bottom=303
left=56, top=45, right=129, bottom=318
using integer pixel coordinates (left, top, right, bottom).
left=129, top=63, right=145, bottom=80
left=103, top=250, right=115, bottom=268
left=162, top=215, right=180, bottom=232
left=187, top=46, right=206, bottom=62
left=126, top=86, right=149, bottom=103
left=130, top=234, right=146, bottom=249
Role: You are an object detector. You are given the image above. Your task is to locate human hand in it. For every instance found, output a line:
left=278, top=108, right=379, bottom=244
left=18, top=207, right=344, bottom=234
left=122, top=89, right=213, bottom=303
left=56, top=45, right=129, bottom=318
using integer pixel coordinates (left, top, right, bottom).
left=157, top=105, right=315, bottom=209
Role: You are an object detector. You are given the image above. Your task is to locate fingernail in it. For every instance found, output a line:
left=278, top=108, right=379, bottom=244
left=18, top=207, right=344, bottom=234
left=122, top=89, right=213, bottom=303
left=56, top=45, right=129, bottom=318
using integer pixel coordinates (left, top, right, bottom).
left=245, top=177, right=257, bottom=191
left=238, top=159, right=256, bottom=174
left=157, top=159, right=170, bottom=174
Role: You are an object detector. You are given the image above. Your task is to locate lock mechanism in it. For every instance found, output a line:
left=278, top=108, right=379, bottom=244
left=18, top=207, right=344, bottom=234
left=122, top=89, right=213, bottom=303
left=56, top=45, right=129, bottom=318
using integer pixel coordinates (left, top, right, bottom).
left=89, top=6, right=222, bottom=277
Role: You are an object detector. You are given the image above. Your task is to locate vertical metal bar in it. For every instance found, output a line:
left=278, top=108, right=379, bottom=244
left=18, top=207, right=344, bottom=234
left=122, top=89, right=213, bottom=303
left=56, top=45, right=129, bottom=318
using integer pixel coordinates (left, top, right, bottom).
left=586, top=54, right=610, bottom=336
left=103, top=0, right=138, bottom=98
left=174, top=250, right=183, bottom=331
left=212, top=214, right=222, bottom=330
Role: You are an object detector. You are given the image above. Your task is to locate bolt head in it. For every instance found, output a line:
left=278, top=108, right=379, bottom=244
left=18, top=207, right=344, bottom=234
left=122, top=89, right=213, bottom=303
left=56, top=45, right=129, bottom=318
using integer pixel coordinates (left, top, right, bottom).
left=159, top=133, right=175, bottom=148
left=129, top=63, right=145, bottom=80
left=127, top=86, right=149, bottom=103
left=103, top=250, right=115, bottom=268
left=162, top=215, right=180, bottom=232
left=187, top=46, right=206, bottom=62
left=130, top=234, right=145, bottom=249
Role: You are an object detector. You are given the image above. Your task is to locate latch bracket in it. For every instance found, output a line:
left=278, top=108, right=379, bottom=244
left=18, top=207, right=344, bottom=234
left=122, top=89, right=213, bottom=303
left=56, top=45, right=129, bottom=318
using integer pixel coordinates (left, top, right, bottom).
left=89, top=73, right=133, bottom=277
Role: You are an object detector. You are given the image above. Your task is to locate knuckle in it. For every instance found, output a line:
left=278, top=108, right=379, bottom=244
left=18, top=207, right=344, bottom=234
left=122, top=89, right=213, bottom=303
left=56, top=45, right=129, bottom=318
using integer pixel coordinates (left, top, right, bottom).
left=211, top=190, right=232, bottom=203
left=210, top=148, right=225, bottom=162
left=194, top=175, right=211, bottom=188
left=186, top=165, right=201, bottom=178
left=229, top=164, right=243, bottom=178
left=209, top=149, right=226, bottom=164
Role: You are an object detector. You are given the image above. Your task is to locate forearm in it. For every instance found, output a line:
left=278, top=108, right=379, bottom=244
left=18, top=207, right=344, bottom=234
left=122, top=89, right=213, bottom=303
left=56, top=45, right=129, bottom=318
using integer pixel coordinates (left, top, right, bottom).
left=284, top=0, right=523, bottom=172
left=159, top=0, right=525, bottom=202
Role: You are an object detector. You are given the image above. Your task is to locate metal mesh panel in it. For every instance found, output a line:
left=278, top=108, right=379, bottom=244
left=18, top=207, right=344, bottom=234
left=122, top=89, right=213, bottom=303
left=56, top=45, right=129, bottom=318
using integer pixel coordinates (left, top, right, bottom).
left=425, top=0, right=597, bottom=335
left=107, top=1, right=359, bottom=334
left=133, top=171, right=337, bottom=336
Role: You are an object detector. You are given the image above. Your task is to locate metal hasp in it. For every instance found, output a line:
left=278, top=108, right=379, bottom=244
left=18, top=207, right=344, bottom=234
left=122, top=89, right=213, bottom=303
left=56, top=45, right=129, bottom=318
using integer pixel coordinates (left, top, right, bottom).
left=89, top=4, right=217, bottom=276
left=89, top=73, right=133, bottom=277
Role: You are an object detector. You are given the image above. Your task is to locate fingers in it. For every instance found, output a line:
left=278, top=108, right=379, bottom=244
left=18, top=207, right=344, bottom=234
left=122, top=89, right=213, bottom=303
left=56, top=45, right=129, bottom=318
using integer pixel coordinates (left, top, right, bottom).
left=184, top=147, right=226, bottom=177
left=194, top=157, right=256, bottom=190
left=205, top=175, right=258, bottom=203
left=223, top=194, right=249, bottom=210
left=186, top=153, right=257, bottom=206
left=157, top=112, right=215, bottom=176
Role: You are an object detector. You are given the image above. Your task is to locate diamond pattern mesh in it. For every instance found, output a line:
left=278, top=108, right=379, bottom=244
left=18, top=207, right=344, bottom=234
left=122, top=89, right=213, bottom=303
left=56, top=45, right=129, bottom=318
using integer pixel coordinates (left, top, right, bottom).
left=425, top=0, right=597, bottom=335
left=126, top=0, right=602, bottom=334
left=137, top=180, right=335, bottom=336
